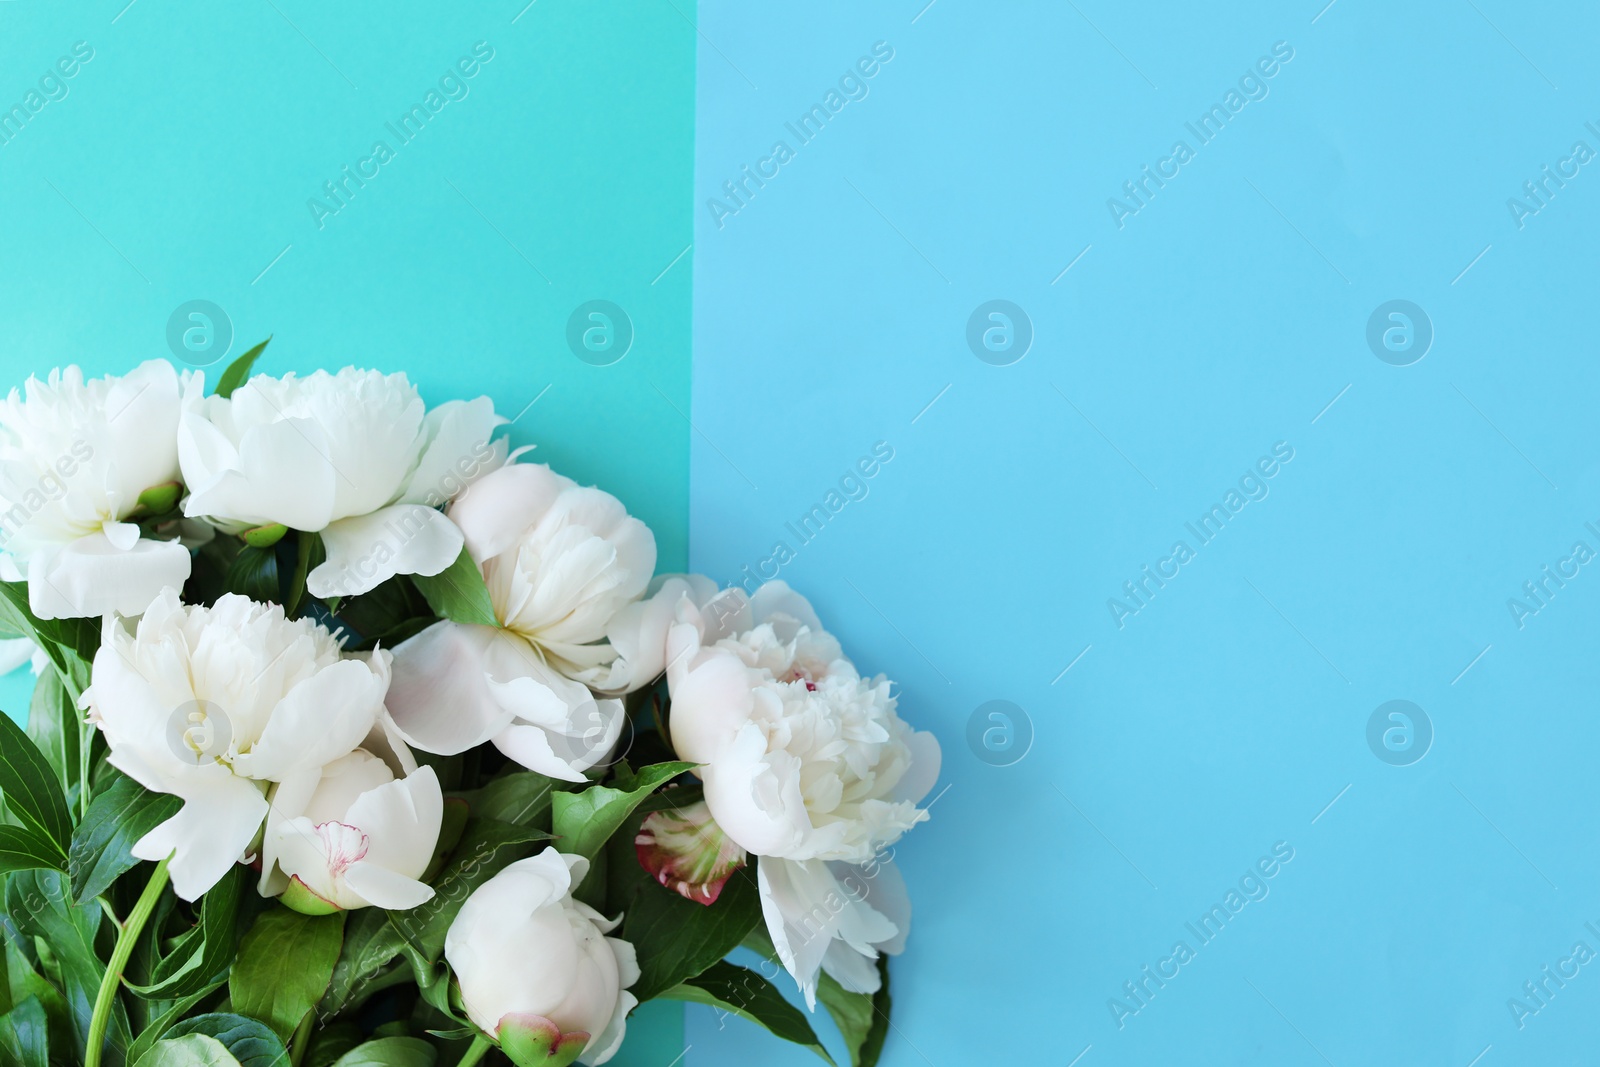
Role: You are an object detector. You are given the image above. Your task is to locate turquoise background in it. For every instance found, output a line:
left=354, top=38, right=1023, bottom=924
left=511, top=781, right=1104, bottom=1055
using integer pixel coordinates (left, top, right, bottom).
left=7, top=0, right=1600, bottom=1064
left=0, top=0, right=693, bottom=1061
left=688, top=1, right=1600, bottom=1065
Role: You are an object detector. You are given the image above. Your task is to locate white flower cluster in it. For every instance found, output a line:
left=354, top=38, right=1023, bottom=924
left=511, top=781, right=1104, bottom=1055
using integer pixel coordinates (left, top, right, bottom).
left=0, top=357, right=940, bottom=1063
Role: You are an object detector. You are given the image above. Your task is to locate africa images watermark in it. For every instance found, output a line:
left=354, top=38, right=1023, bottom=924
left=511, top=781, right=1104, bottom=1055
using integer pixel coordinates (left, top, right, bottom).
left=728, top=440, right=895, bottom=594
left=1506, top=120, right=1600, bottom=230
left=1504, top=518, right=1600, bottom=630
left=1106, top=441, right=1295, bottom=629
left=0, top=41, right=95, bottom=149
left=0, top=440, right=95, bottom=551
left=1105, top=41, right=1295, bottom=230
left=307, top=41, right=496, bottom=230
left=705, top=40, right=896, bottom=230
left=1108, top=841, right=1296, bottom=1029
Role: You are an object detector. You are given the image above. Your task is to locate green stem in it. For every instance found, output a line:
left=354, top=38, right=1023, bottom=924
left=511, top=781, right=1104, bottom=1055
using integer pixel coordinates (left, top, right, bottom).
left=455, top=1035, right=493, bottom=1067
left=289, top=1009, right=315, bottom=1066
left=86, top=856, right=170, bottom=1067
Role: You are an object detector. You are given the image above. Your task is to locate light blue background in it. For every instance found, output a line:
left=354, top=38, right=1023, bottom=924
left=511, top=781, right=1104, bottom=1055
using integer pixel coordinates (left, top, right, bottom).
left=689, top=1, right=1600, bottom=1064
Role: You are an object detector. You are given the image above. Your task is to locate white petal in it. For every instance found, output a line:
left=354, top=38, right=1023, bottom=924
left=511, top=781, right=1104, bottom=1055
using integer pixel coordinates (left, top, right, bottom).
left=181, top=411, right=341, bottom=531
left=447, top=463, right=568, bottom=564
left=344, top=861, right=435, bottom=911
left=308, top=504, right=464, bottom=598
left=133, top=771, right=269, bottom=901
left=399, top=398, right=506, bottom=507
left=233, top=658, right=383, bottom=781
left=28, top=534, right=189, bottom=620
left=387, top=622, right=519, bottom=755
left=758, top=857, right=896, bottom=1008
left=893, top=730, right=942, bottom=807
left=343, top=766, right=442, bottom=884
left=701, top=722, right=809, bottom=857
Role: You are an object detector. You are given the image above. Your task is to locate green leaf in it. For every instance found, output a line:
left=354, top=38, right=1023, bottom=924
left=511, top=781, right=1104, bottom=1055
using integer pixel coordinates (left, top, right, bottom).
left=0, top=582, right=98, bottom=691
left=224, top=545, right=281, bottom=603
left=6, top=869, right=128, bottom=1063
left=0, top=826, right=66, bottom=876
left=0, top=995, right=48, bottom=1067
left=69, top=773, right=181, bottom=903
left=662, top=961, right=834, bottom=1064
left=26, top=670, right=79, bottom=800
left=552, top=762, right=694, bottom=871
left=154, top=1014, right=289, bottom=1067
left=134, top=1033, right=239, bottom=1067
left=818, top=958, right=891, bottom=1067
left=410, top=546, right=498, bottom=627
left=0, top=704, right=72, bottom=855
left=213, top=337, right=271, bottom=400
left=301, top=1022, right=363, bottom=1067
left=229, top=908, right=345, bottom=1041
left=128, top=868, right=243, bottom=999
left=318, top=910, right=405, bottom=1018
left=121, top=981, right=226, bottom=1066
left=621, top=860, right=763, bottom=1002
left=329, top=1037, right=437, bottom=1067
left=456, top=771, right=557, bottom=827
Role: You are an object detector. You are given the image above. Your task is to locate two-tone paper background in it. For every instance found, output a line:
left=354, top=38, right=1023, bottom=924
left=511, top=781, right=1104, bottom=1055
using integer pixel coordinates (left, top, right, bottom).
left=5, top=2, right=1600, bottom=1063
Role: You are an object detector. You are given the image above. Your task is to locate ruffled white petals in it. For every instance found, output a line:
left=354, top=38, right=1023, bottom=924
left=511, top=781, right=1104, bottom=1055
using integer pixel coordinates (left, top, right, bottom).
left=83, top=589, right=391, bottom=899
left=445, top=848, right=637, bottom=1063
left=758, top=857, right=899, bottom=1009
left=26, top=533, right=191, bottom=620
left=308, top=504, right=465, bottom=598
left=180, top=369, right=503, bottom=541
left=0, top=360, right=194, bottom=619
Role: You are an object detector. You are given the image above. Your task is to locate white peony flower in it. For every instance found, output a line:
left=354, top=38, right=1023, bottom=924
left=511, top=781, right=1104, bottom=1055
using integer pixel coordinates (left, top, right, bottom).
left=664, top=581, right=941, bottom=1004
left=82, top=589, right=391, bottom=900
left=259, top=719, right=443, bottom=912
left=385, top=463, right=656, bottom=782
left=177, top=367, right=506, bottom=598
left=445, top=847, right=639, bottom=1065
left=0, top=359, right=193, bottom=619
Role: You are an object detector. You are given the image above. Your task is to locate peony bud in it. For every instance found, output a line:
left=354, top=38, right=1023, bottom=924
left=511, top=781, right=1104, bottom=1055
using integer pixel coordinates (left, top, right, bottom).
left=445, top=848, right=639, bottom=1065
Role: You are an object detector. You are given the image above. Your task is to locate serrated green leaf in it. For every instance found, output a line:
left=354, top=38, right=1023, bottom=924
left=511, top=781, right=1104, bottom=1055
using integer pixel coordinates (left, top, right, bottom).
left=329, top=1036, right=436, bottom=1067
left=128, top=868, right=243, bottom=1000
left=213, top=337, right=271, bottom=400
left=0, top=707, right=72, bottom=855
left=552, top=762, right=694, bottom=875
left=0, top=826, right=66, bottom=877
left=229, top=908, right=345, bottom=1041
left=70, top=773, right=181, bottom=903
left=410, top=547, right=498, bottom=627
left=662, top=960, right=833, bottom=1064
left=154, top=1014, right=288, bottom=1067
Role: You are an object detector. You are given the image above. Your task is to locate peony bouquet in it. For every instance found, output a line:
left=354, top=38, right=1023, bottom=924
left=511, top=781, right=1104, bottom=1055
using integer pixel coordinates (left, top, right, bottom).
left=0, top=341, right=940, bottom=1067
